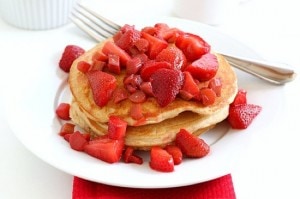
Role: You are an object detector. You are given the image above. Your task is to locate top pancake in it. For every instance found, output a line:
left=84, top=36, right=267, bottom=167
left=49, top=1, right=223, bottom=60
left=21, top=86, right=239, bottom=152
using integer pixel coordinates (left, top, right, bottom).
left=69, top=40, right=238, bottom=126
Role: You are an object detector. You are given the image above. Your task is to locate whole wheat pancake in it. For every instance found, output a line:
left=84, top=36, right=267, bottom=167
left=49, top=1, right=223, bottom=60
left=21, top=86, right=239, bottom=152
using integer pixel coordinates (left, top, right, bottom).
left=69, top=41, right=238, bottom=126
left=70, top=100, right=229, bottom=150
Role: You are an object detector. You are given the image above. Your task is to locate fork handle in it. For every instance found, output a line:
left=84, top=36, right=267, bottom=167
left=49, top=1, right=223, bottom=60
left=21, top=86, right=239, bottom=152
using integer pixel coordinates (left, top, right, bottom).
left=220, top=53, right=296, bottom=84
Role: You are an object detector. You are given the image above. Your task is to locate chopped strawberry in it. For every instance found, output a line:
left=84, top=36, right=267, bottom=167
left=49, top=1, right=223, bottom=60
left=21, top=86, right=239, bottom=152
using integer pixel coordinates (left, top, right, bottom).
left=92, top=51, right=108, bottom=62
left=165, top=145, right=182, bottom=165
left=69, top=131, right=88, bottom=151
left=59, top=122, right=75, bottom=136
left=180, top=71, right=200, bottom=99
left=86, top=70, right=117, bottom=107
left=128, top=90, right=147, bottom=103
left=123, top=74, right=143, bottom=93
left=199, top=87, right=216, bottom=106
left=175, top=33, right=210, bottom=61
left=149, top=146, right=174, bottom=172
left=228, top=104, right=262, bottom=129
left=123, top=146, right=143, bottom=164
left=185, top=53, right=218, bottom=82
left=107, top=116, right=127, bottom=140
left=141, top=32, right=168, bottom=59
left=115, top=26, right=141, bottom=51
left=92, top=60, right=106, bottom=71
left=155, top=46, right=186, bottom=70
left=84, top=136, right=125, bottom=163
left=140, top=82, right=153, bottom=96
left=208, top=78, right=222, bottom=97
left=102, top=41, right=131, bottom=66
left=175, top=129, right=210, bottom=158
left=56, top=103, right=71, bottom=120
left=107, top=54, right=121, bottom=74
left=112, top=87, right=129, bottom=103
left=64, top=133, right=72, bottom=142
left=126, top=57, right=143, bottom=75
left=232, top=89, right=247, bottom=106
left=59, top=45, right=85, bottom=72
left=130, top=103, right=144, bottom=121
left=134, top=38, right=149, bottom=53
left=77, top=61, right=91, bottom=73
left=151, top=68, right=184, bottom=107
left=140, top=60, right=171, bottom=81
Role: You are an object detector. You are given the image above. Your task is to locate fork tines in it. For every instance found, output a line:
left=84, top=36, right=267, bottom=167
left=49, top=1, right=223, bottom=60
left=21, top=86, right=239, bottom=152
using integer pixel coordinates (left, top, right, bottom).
left=70, top=3, right=121, bottom=42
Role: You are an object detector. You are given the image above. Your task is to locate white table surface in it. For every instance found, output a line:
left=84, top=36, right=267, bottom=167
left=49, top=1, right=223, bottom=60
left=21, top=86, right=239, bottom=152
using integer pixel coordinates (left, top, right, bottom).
left=1, top=0, right=299, bottom=198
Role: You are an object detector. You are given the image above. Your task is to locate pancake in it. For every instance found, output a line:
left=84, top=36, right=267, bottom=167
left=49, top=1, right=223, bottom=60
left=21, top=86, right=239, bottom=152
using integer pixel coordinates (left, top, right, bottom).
left=70, top=100, right=228, bottom=150
left=68, top=41, right=238, bottom=126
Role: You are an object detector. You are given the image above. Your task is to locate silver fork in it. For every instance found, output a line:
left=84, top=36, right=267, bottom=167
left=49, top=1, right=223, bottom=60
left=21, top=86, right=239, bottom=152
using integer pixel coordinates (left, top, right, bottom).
left=70, top=3, right=296, bottom=85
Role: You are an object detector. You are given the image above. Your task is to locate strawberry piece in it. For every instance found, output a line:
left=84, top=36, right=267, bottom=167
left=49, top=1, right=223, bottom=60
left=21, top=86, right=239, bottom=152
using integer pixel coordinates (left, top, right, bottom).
left=149, top=146, right=174, bottom=172
left=77, top=61, right=91, bottom=73
left=59, top=122, right=75, bottom=136
left=86, top=70, right=117, bottom=107
left=130, top=103, right=144, bottom=121
left=115, top=26, right=141, bottom=51
left=180, top=71, right=200, bottom=100
left=140, top=82, right=153, bottom=96
left=123, top=74, right=143, bottom=93
left=165, top=145, right=182, bottom=165
left=102, top=41, right=131, bottom=66
left=123, top=146, right=143, bottom=164
left=140, top=60, right=171, bottom=81
left=126, top=57, right=143, bottom=75
left=107, top=116, right=127, bottom=140
left=151, top=68, right=184, bottom=107
left=112, top=87, right=129, bottom=104
left=155, top=46, right=186, bottom=70
left=134, top=38, right=149, bottom=53
left=185, top=53, right=218, bottom=82
left=107, top=54, right=121, bottom=74
left=175, top=129, right=210, bottom=158
left=228, top=104, right=262, bottom=129
left=69, top=131, right=88, bottom=151
left=59, top=45, right=85, bottom=72
left=175, top=33, right=210, bottom=61
left=232, top=89, right=247, bottom=106
left=199, top=87, right=216, bottom=106
left=56, top=103, right=71, bottom=120
left=84, top=136, right=124, bottom=163
left=128, top=90, right=146, bottom=103
left=141, top=32, right=168, bottom=59
left=208, top=77, right=222, bottom=97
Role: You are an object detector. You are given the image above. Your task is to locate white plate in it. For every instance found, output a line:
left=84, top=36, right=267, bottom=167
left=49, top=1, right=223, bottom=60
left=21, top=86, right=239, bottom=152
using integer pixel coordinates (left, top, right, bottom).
left=3, top=17, right=284, bottom=188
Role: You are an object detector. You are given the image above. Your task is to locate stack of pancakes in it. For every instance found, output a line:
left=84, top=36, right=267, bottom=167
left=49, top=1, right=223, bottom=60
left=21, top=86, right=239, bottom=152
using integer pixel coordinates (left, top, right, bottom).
left=68, top=40, right=238, bottom=150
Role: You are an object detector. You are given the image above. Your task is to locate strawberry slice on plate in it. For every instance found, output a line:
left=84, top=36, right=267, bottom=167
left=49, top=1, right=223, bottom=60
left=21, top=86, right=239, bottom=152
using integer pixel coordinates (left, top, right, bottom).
left=149, top=146, right=174, bottom=172
left=141, top=32, right=168, bottom=59
left=175, top=129, right=210, bottom=158
left=228, top=104, right=262, bottom=129
left=84, top=136, right=124, bottom=164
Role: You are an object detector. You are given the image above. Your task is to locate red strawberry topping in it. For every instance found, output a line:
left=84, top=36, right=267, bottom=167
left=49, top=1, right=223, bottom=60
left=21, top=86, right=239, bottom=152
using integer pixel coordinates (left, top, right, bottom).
left=150, top=68, right=184, bottom=107
left=149, top=146, right=174, bottom=172
left=59, top=45, right=85, bottom=72
left=228, top=104, right=262, bottom=129
left=86, top=70, right=117, bottom=107
left=185, top=53, right=219, bottom=82
left=155, top=45, right=186, bottom=70
left=56, top=103, right=71, bottom=120
left=175, top=33, right=210, bottom=61
left=84, top=136, right=124, bottom=164
left=175, top=129, right=210, bottom=158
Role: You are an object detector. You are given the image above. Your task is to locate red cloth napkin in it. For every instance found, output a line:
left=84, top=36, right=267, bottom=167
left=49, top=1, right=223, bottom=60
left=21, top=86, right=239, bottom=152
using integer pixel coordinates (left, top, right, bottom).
left=72, top=174, right=235, bottom=199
